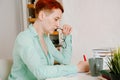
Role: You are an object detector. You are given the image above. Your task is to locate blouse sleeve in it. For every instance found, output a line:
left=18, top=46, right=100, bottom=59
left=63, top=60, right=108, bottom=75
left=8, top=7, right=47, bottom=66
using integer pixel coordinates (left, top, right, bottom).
left=16, top=34, right=77, bottom=80
left=47, top=35, right=72, bottom=64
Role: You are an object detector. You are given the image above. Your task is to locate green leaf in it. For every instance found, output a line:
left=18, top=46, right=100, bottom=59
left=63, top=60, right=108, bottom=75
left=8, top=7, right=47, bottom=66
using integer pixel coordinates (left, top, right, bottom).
left=107, top=47, right=120, bottom=75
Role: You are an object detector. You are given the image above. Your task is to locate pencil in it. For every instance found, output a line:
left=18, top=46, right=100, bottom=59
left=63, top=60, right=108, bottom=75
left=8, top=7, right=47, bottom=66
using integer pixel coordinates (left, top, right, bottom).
left=83, top=54, right=87, bottom=61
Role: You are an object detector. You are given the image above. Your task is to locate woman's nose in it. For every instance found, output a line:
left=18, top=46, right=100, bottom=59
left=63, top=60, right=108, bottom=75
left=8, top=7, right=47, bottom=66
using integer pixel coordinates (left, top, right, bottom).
left=56, top=21, right=60, bottom=28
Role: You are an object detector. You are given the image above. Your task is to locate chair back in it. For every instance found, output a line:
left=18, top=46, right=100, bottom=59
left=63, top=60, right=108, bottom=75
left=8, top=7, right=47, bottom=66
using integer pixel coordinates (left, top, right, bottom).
left=0, top=59, right=12, bottom=80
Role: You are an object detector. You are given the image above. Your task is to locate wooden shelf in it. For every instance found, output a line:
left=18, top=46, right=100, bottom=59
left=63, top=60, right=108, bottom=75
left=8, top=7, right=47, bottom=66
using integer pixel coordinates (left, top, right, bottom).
left=55, top=44, right=62, bottom=47
left=27, top=4, right=34, bottom=9
left=54, top=60, right=60, bottom=65
left=50, top=31, right=59, bottom=35
left=28, top=18, right=36, bottom=23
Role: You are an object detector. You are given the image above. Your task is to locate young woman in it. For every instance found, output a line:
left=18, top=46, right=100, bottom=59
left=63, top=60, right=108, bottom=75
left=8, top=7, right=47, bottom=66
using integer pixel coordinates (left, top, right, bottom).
left=8, top=0, right=89, bottom=80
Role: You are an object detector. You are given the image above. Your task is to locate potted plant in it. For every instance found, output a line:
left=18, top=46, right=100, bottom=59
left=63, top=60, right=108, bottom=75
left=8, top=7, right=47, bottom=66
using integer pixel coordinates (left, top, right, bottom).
left=107, top=48, right=120, bottom=80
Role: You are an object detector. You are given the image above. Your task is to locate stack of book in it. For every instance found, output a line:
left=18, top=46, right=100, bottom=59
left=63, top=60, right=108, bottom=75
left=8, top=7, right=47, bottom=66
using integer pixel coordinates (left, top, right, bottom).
left=92, top=48, right=113, bottom=70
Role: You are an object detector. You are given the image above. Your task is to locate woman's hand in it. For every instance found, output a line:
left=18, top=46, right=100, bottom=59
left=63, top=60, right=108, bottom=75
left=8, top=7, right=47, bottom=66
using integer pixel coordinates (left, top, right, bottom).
left=77, top=61, right=89, bottom=72
left=62, top=24, right=72, bottom=36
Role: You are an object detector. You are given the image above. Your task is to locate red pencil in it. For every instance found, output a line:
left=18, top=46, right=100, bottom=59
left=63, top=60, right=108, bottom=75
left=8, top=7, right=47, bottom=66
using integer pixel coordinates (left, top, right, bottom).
left=83, top=54, right=87, bottom=61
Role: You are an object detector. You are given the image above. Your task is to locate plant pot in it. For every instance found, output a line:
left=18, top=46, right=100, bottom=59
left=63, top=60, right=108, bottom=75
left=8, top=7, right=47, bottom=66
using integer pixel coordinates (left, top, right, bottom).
left=110, top=73, right=120, bottom=80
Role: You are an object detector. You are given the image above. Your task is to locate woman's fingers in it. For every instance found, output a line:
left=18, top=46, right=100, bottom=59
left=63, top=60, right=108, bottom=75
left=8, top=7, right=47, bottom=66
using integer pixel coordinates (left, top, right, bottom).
left=62, top=24, right=72, bottom=36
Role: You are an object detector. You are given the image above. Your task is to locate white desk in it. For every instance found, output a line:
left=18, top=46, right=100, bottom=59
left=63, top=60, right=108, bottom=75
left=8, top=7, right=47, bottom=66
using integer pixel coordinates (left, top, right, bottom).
left=46, top=73, right=106, bottom=80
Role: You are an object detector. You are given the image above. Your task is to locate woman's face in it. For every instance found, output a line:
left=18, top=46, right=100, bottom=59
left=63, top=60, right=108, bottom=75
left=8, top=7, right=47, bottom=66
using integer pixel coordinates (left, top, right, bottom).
left=42, top=9, right=62, bottom=34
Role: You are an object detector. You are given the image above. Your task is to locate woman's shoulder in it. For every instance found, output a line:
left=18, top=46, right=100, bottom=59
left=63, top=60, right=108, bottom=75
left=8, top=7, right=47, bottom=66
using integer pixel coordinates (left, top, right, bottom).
left=15, top=30, right=33, bottom=44
left=17, top=31, right=29, bottom=39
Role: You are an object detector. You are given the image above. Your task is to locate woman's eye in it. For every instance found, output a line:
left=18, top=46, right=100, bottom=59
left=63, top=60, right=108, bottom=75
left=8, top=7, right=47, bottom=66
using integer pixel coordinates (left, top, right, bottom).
left=55, top=18, right=58, bottom=21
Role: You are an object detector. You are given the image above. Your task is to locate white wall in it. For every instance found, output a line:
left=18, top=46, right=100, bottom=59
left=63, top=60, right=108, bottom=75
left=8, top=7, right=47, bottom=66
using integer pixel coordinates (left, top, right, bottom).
left=0, top=0, right=22, bottom=59
left=62, top=0, right=120, bottom=64
left=0, top=0, right=120, bottom=64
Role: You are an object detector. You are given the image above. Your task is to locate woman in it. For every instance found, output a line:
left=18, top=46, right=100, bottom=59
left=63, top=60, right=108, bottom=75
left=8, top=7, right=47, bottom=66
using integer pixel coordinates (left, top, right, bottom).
left=8, top=0, right=89, bottom=80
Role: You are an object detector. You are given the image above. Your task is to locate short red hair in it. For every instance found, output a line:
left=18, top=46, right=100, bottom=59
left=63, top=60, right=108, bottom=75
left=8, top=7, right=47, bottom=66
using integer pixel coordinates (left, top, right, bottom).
left=35, top=0, right=64, bottom=15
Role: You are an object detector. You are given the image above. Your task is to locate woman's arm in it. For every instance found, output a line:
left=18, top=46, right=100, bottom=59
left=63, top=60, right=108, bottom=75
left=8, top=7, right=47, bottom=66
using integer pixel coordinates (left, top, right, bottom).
left=47, top=35, right=72, bottom=64
left=17, top=34, right=77, bottom=80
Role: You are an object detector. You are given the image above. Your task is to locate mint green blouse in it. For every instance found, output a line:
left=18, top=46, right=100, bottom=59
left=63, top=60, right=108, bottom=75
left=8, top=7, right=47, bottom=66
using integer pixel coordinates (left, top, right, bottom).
left=8, top=24, right=78, bottom=80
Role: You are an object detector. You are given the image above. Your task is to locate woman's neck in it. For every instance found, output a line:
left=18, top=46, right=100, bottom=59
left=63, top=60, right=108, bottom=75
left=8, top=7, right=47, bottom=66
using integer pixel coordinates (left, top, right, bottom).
left=33, top=20, right=48, bottom=55
left=33, top=20, right=45, bottom=37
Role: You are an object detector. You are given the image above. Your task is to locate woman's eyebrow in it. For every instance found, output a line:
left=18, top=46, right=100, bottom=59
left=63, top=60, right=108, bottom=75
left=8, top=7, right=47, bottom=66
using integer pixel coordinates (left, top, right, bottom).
left=56, top=16, right=61, bottom=19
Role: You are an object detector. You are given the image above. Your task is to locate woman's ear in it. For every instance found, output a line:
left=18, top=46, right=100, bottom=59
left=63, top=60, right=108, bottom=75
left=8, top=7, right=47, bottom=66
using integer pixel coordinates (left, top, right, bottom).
left=38, top=11, right=46, bottom=21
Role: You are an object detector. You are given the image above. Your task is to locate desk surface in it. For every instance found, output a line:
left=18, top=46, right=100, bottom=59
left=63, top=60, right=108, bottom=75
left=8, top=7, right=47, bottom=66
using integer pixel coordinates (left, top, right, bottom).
left=46, top=73, right=106, bottom=80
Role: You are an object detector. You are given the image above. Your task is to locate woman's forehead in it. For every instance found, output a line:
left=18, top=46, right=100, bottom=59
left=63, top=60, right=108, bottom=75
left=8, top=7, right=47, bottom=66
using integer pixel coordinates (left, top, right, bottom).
left=49, top=9, right=62, bottom=18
